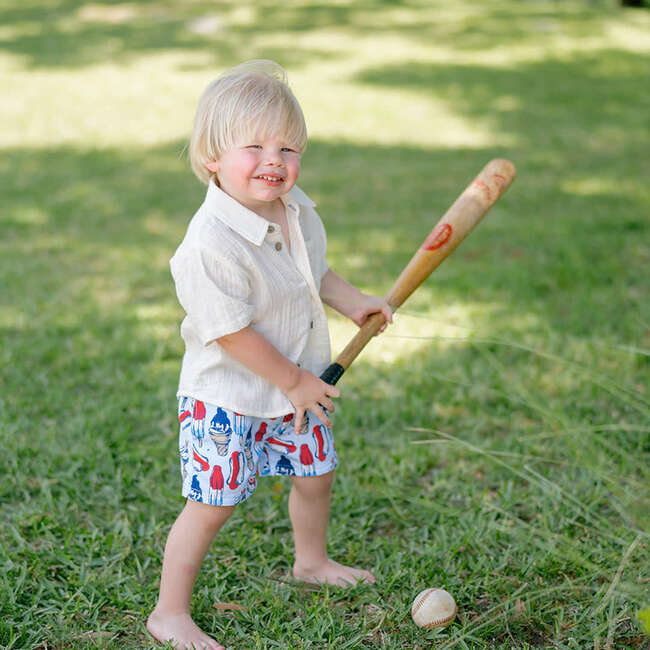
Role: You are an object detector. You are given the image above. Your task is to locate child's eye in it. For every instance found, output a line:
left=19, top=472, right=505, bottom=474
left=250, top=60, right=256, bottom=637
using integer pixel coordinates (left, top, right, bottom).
left=281, top=147, right=297, bottom=153
left=246, top=144, right=262, bottom=149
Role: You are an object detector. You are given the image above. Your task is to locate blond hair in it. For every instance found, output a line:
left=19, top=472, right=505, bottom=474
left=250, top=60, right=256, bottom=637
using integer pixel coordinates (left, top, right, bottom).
left=189, top=60, right=307, bottom=185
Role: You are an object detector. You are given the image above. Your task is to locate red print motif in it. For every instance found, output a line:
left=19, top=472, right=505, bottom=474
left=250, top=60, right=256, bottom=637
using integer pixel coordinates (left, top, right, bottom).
left=422, top=223, right=452, bottom=251
left=493, top=174, right=506, bottom=196
left=473, top=180, right=491, bottom=201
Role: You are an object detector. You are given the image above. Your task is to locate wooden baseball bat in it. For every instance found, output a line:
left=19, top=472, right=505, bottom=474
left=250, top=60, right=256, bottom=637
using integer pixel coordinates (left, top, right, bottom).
left=320, top=158, right=516, bottom=385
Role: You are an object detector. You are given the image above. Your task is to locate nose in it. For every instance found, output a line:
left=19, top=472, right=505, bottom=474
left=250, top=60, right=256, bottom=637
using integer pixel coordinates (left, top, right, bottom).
left=263, top=147, right=285, bottom=166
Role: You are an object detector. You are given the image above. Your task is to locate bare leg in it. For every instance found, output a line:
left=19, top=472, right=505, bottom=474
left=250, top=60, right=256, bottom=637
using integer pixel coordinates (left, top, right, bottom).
left=289, top=471, right=375, bottom=586
left=146, top=500, right=234, bottom=650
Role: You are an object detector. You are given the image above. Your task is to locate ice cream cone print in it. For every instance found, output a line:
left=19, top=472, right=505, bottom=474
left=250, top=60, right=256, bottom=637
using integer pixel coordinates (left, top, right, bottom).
left=209, top=407, right=233, bottom=456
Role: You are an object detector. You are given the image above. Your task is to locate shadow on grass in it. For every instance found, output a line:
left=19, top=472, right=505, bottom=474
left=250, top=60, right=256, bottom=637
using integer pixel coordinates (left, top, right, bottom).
left=356, top=50, right=650, bottom=158
left=0, top=0, right=339, bottom=70
left=1, top=127, right=647, bottom=354
left=0, top=0, right=638, bottom=70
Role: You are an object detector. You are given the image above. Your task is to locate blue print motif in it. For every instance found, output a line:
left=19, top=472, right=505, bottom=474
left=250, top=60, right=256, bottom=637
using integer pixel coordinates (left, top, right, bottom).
left=209, top=407, right=232, bottom=456
left=275, top=455, right=295, bottom=476
left=189, top=475, right=203, bottom=502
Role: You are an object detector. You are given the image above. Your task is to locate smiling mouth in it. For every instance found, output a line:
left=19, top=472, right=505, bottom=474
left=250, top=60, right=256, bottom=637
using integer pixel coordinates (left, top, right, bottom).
left=255, top=174, right=284, bottom=183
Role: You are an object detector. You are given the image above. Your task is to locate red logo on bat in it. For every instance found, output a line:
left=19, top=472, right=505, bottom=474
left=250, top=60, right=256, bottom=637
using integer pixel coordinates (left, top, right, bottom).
left=473, top=180, right=491, bottom=202
left=422, top=223, right=452, bottom=250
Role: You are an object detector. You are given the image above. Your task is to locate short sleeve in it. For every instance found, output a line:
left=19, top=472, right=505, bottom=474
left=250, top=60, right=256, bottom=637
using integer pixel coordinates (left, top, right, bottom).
left=171, top=246, right=254, bottom=346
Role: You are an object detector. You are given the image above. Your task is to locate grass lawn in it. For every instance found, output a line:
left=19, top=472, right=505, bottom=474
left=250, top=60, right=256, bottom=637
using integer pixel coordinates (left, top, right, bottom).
left=1, top=1, right=649, bottom=648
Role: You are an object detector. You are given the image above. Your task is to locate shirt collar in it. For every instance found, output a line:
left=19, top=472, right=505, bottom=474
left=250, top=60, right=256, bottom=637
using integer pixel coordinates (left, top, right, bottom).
left=204, top=181, right=316, bottom=246
left=285, top=185, right=316, bottom=208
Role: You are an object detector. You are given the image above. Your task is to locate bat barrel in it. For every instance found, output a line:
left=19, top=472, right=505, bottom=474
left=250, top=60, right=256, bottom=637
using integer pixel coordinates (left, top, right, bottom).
left=320, top=159, right=516, bottom=385
left=385, top=158, right=515, bottom=310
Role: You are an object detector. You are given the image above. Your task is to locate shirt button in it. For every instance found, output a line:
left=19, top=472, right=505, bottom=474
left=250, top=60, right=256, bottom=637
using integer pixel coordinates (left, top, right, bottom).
left=267, top=224, right=275, bottom=234
left=275, top=242, right=282, bottom=251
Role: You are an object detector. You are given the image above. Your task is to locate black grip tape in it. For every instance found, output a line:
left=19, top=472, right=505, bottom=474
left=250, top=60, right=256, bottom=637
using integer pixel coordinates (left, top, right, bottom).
left=320, top=363, right=345, bottom=385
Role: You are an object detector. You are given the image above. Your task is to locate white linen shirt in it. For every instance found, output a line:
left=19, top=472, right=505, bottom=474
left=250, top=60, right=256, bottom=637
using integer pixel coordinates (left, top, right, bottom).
left=170, top=180, right=331, bottom=418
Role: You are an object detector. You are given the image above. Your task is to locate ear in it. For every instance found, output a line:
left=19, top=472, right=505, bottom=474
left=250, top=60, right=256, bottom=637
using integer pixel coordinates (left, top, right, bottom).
left=205, top=160, right=219, bottom=173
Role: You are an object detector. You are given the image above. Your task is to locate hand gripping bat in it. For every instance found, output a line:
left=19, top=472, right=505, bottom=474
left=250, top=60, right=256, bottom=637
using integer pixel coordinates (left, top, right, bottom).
left=320, top=158, right=516, bottom=385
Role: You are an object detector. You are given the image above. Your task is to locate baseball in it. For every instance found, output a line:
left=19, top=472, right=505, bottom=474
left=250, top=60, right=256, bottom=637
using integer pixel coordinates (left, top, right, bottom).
left=411, top=588, right=457, bottom=629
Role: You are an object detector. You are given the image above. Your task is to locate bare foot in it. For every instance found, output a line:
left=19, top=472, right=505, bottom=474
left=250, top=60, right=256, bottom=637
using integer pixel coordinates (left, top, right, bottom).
left=146, top=609, right=225, bottom=650
left=293, top=559, right=376, bottom=587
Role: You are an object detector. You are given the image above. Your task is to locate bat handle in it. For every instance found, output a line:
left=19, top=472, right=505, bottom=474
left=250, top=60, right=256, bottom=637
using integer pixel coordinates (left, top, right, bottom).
left=319, top=310, right=389, bottom=384
left=320, top=362, right=345, bottom=385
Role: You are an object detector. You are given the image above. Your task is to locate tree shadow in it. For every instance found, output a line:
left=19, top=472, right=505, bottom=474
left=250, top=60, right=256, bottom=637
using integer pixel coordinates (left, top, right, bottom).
left=1, top=130, right=647, bottom=368
left=356, top=51, right=650, bottom=156
left=0, top=0, right=342, bottom=70
left=0, top=0, right=636, bottom=70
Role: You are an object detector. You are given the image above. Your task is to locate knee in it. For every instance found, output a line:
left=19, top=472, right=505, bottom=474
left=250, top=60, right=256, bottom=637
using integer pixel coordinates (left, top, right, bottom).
left=184, top=500, right=235, bottom=534
left=291, top=471, right=335, bottom=499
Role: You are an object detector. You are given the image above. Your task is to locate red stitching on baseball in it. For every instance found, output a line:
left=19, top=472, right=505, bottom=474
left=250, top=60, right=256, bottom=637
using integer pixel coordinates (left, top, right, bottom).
left=412, top=588, right=457, bottom=629
left=411, top=589, right=431, bottom=616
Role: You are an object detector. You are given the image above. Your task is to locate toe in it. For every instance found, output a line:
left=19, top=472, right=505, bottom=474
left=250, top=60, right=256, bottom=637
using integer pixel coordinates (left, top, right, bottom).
left=349, top=568, right=375, bottom=585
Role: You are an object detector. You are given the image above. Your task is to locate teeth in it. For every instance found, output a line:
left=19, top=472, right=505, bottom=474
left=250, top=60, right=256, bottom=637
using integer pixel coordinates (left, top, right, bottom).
left=258, top=175, right=281, bottom=181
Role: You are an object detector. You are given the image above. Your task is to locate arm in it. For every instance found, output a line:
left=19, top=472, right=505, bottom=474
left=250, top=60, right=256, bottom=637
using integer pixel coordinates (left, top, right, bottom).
left=319, top=269, right=393, bottom=331
left=216, top=326, right=339, bottom=432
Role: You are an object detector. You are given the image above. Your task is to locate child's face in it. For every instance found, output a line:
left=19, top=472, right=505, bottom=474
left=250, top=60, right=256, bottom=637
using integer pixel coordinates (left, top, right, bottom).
left=206, top=135, right=301, bottom=213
